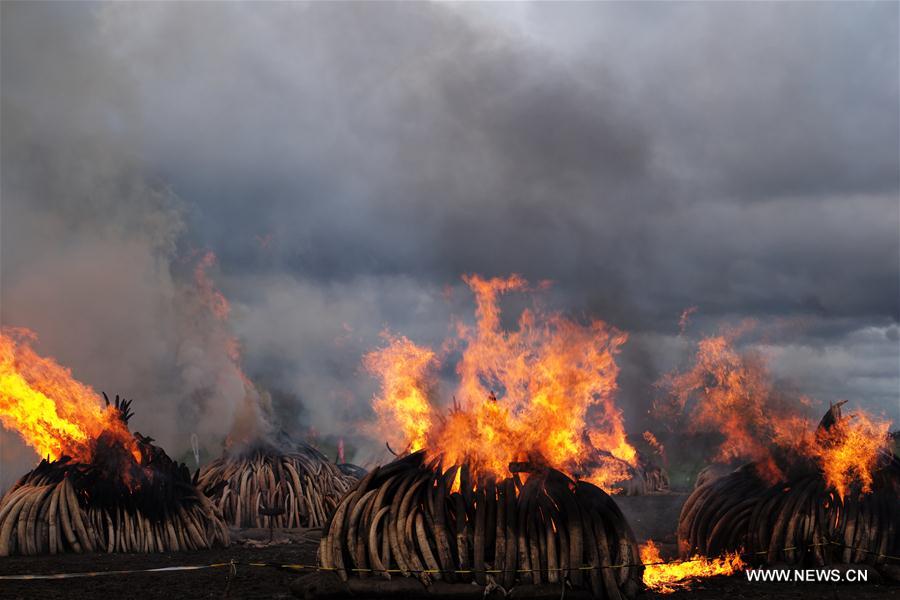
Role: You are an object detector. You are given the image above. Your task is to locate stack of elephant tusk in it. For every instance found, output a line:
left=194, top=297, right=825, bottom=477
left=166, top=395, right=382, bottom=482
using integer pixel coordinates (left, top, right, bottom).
left=678, top=462, right=899, bottom=567
left=0, top=395, right=230, bottom=557
left=198, top=444, right=358, bottom=529
left=615, top=465, right=670, bottom=497
left=0, top=460, right=229, bottom=556
left=580, top=448, right=670, bottom=497
left=678, top=404, right=899, bottom=569
left=642, top=466, right=670, bottom=495
left=319, top=451, right=643, bottom=599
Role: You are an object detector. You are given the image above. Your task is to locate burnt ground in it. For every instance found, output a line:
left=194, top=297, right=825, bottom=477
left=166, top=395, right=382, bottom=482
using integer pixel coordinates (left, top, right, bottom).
left=1, top=500, right=898, bottom=599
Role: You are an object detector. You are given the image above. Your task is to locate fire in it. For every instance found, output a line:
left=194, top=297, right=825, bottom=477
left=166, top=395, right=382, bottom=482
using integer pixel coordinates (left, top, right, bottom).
left=814, top=410, right=890, bottom=499
left=365, top=274, right=636, bottom=491
left=641, top=540, right=744, bottom=594
left=193, top=250, right=271, bottom=448
left=0, top=327, right=138, bottom=464
left=643, top=430, right=666, bottom=464
left=678, top=306, right=697, bottom=335
left=194, top=250, right=232, bottom=320
left=364, top=334, right=436, bottom=452
left=660, top=327, right=891, bottom=496
left=657, top=325, right=788, bottom=476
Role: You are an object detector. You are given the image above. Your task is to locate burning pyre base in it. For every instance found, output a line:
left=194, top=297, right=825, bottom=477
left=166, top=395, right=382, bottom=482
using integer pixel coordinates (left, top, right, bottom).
left=0, top=428, right=229, bottom=555
left=198, top=443, right=358, bottom=529
left=678, top=405, right=899, bottom=571
left=313, top=451, right=643, bottom=600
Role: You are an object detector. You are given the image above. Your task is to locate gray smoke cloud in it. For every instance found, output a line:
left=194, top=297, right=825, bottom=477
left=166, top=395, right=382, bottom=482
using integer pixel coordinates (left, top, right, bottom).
left=2, top=2, right=897, bottom=487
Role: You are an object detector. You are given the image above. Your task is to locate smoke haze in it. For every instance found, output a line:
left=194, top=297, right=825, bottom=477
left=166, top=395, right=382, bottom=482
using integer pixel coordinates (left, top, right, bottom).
left=2, top=2, right=897, bottom=487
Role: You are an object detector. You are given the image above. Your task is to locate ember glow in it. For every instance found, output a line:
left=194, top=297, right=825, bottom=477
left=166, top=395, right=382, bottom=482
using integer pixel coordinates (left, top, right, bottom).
left=0, top=327, right=138, bottom=464
left=660, top=328, right=892, bottom=496
left=641, top=540, right=745, bottom=594
left=365, top=274, right=636, bottom=491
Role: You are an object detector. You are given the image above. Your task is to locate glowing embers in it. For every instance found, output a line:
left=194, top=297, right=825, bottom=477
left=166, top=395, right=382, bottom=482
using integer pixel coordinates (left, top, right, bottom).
left=676, top=403, right=898, bottom=570
left=198, top=443, right=358, bottom=529
left=318, top=451, right=643, bottom=599
left=640, top=540, right=744, bottom=594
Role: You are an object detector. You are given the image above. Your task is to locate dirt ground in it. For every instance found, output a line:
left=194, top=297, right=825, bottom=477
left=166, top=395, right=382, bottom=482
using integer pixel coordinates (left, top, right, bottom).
left=1, top=508, right=898, bottom=599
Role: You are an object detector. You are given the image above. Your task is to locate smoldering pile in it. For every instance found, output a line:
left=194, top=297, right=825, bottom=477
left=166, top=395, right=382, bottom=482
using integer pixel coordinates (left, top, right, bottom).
left=307, top=450, right=643, bottom=600
left=677, top=403, right=899, bottom=571
left=198, top=442, right=358, bottom=529
left=0, top=396, right=229, bottom=556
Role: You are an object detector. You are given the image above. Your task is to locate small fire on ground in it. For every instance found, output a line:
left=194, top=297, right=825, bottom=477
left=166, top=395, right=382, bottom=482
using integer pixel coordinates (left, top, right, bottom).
left=641, top=540, right=745, bottom=594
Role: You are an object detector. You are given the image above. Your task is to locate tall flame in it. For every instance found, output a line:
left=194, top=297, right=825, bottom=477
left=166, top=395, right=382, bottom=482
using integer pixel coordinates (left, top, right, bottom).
left=641, top=540, right=744, bottom=594
left=365, top=274, right=636, bottom=491
left=194, top=250, right=232, bottom=321
left=814, top=410, right=889, bottom=499
left=0, top=327, right=137, bottom=463
left=659, top=327, right=891, bottom=496
left=365, top=334, right=436, bottom=452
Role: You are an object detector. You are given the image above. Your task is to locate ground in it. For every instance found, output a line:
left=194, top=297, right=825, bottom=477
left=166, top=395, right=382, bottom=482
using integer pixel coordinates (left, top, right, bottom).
left=1, top=498, right=897, bottom=599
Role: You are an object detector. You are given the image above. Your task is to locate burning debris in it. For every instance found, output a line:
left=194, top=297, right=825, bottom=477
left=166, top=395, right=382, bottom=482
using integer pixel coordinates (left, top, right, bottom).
left=0, top=329, right=229, bottom=555
left=677, top=402, right=898, bottom=568
left=197, top=443, right=358, bottom=529
left=314, top=450, right=643, bottom=599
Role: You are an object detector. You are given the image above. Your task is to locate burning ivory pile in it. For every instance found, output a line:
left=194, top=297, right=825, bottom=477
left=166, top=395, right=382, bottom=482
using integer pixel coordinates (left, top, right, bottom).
left=0, top=396, right=229, bottom=555
left=580, top=446, right=669, bottom=497
left=312, top=450, right=643, bottom=599
left=604, top=456, right=669, bottom=497
left=198, top=443, right=357, bottom=528
left=678, top=402, right=899, bottom=570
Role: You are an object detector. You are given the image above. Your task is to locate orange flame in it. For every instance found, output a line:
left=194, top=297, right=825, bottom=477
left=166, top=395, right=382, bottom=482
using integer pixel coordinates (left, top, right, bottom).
left=814, top=410, right=890, bottom=499
left=643, top=430, right=665, bottom=463
left=641, top=539, right=744, bottom=594
left=193, top=251, right=271, bottom=449
left=194, top=250, right=231, bottom=321
left=365, top=274, right=636, bottom=491
left=0, top=328, right=138, bottom=464
left=678, top=306, right=697, bottom=335
left=365, top=333, right=436, bottom=452
left=660, top=327, right=891, bottom=496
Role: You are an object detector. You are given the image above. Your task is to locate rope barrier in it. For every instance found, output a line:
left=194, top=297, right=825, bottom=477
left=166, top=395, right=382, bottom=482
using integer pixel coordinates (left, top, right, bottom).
left=0, top=540, right=896, bottom=581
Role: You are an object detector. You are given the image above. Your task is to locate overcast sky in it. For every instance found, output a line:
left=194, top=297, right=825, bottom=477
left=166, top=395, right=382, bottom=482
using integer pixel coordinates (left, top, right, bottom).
left=1, top=2, right=897, bottom=483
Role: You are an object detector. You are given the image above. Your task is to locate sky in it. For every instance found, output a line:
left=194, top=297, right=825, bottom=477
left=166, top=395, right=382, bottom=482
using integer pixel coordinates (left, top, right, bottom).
left=1, top=2, right=898, bottom=486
